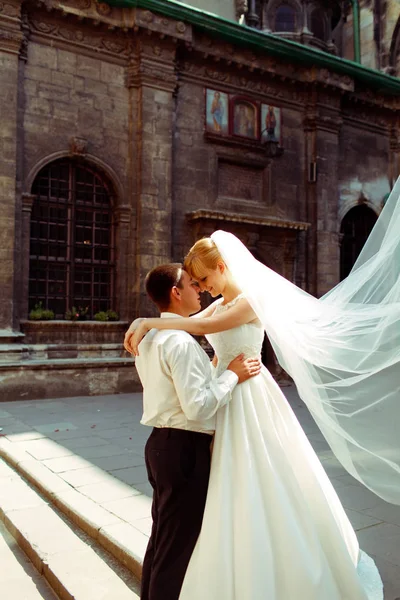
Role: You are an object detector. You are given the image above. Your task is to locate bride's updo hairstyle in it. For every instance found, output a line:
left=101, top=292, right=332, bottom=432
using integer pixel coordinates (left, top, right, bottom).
left=184, top=237, right=223, bottom=280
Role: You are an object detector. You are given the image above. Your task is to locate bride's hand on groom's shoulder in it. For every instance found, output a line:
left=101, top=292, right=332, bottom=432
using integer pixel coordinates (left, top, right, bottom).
left=124, top=318, right=147, bottom=355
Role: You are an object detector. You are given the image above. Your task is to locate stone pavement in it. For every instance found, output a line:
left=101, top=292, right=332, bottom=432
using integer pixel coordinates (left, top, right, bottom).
left=0, top=387, right=400, bottom=599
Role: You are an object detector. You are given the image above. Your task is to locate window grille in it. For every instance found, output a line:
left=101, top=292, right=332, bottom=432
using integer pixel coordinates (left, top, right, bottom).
left=29, top=159, right=115, bottom=318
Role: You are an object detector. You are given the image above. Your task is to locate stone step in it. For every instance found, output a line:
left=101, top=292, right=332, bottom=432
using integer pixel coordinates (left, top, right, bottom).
left=0, top=436, right=149, bottom=581
left=0, top=520, right=58, bottom=600
left=0, top=458, right=140, bottom=600
left=0, top=343, right=127, bottom=363
left=0, top=344, right=30, bottom=362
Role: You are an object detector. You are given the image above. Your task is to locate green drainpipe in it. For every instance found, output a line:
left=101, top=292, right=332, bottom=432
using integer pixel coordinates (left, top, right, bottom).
left=351, top=0, right=361, bottom=64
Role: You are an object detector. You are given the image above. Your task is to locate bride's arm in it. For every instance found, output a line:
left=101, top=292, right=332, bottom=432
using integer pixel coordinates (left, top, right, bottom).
left=132, top=298, right=256, bottom=355
left=192, top=298, right=221, bottom=319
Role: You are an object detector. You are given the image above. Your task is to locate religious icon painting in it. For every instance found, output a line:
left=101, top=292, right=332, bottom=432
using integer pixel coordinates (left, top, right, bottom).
left=230, top=96, right=259, bottom=140
left=261, top=104, right=282, bottom=144
left=205, top=89, right=229, bottom=135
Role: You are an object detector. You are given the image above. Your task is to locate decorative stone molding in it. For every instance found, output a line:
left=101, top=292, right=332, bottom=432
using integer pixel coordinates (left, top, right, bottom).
left=186, top=209, right=310, bottom=231
left=28, top=15, right=132, bottom=60
left=69, top=136, right=88, bottom=157
left=31, top=1, right=192, bottom=43
left=0, top=0, right=23, bottom=55
left=114, top=205, right=132, bottom=225
left=21, top=193, right=35, bottom=213
left=303, top=110, right=343, bottom=134
left=180, top=61, right=305, bottom=106
left=26, top=151, right=125, bottom=205
left=125, top=38, right=177, bottom=91
left=0, top=1, right=20, bottom=18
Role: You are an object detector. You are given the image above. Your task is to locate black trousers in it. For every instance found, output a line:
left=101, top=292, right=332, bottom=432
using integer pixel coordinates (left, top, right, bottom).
left=141, top=427, right=212, bottom=600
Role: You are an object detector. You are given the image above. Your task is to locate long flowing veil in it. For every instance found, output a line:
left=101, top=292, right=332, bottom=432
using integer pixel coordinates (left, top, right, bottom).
left=212, top=176, right=400, bottom=504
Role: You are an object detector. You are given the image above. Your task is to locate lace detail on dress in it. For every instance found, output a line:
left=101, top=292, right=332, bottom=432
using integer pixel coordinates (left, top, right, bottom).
left=207, top=295, right=264, bottom=376
left=218, top=293, right=245, bottom=311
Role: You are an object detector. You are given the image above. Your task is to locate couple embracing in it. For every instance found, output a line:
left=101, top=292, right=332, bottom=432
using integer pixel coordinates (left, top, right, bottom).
left=124, top=207, right=400, bottom=599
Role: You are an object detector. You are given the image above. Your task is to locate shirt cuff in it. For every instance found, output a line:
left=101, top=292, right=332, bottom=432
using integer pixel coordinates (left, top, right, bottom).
left=219, top=369, right=239, bottom=388
left=208, top=369, right=238, bottom=405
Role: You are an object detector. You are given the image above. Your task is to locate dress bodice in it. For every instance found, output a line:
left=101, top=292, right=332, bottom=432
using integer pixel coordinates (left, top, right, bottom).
left=206, top=295, right=264, bottom=376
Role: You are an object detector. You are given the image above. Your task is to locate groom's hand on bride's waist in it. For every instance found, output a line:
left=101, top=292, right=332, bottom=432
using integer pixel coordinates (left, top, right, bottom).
left=227, top=355, right=261, bottom=383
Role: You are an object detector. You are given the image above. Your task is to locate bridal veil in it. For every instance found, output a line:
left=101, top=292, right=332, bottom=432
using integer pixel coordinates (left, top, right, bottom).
left=212, top=176, right=400, bottom=504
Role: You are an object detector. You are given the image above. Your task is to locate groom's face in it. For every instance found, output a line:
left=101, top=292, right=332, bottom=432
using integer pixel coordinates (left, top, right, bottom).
left=178, top=270, right=201, bottom=316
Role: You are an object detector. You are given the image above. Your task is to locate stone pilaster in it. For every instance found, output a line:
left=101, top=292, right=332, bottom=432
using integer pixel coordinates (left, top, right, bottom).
left=114, top=205, right=132, bottom=320
left=20, top=193, right=35, bottom=319
left=126, top=34, right=177, bottom=316
left=0, top=0, right=23, bottom=329
left=304, top=90, right=342, bottom=297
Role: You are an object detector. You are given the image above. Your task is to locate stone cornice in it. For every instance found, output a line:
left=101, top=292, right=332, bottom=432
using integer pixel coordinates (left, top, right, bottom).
left=105, top=0, right=400, bottom=98
left=186, top=209, right=310, bottom=231
left=31, top=0, right=192, bottom=43
left=0, top=0, right=23, bottom=55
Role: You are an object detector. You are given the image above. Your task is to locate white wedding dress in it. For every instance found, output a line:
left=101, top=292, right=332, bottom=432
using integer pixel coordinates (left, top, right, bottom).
left=179, top=295, right=383, bottom=600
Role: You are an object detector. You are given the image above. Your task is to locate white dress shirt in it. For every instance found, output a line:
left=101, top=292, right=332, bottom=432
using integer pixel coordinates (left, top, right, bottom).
left=135, top=312, right=238, bottom=434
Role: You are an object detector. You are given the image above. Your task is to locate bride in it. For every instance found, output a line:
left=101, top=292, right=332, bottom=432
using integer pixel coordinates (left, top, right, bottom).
left=127, top=177, right=400, bottom=598
left=128, top=229, right=392, bottom=598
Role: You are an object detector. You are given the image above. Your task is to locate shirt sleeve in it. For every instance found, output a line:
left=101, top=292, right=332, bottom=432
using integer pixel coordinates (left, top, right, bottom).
left=167, top=339, right=238, bottom=421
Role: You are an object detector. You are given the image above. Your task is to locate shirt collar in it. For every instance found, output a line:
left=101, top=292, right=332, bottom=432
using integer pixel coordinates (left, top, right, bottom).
left=160, top=312, right=183, bottom=319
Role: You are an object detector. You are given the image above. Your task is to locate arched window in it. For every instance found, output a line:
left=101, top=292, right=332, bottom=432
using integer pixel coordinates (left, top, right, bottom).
left=340, top=204, right=377, bottom=280
left=275, top=4, right=296, bottom=32
left=29, top=159, right=115, bottom=318
left=310, top=9, right=326, bottom=41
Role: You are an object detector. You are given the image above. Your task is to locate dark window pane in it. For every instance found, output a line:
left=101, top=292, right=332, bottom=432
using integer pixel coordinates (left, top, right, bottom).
left=311, top=11, right=325, bottom=41
left=275, top=4, right=296, bottom=32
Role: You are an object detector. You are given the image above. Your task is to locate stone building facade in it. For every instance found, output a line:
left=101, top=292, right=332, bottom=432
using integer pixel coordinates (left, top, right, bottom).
left=0, top=0, right=399, bottom=400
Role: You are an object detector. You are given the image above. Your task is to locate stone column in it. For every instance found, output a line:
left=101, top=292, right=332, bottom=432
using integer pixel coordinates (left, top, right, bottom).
left=126, top=35, right=177, bottom=316
left=20, top=193, right=35, bottom=319
left=0, top=1, right=23, bottom=330
left=304, top=90, right=342, bottom=297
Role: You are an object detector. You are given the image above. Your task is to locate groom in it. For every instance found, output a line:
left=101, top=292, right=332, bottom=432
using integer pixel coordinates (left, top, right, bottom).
left=125, top=263, right=260, bottom=600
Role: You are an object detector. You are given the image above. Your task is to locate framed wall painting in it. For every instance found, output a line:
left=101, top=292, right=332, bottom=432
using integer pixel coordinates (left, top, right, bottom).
left=261, top=104, right=282, bottom=145
left=205, top=89, right=229, bottom=135
left=230, top=96, right=259, bottom=140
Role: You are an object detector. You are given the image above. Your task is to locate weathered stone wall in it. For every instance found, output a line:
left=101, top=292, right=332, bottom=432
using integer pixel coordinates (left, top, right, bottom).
left=338, top=117, right=392, bottom=218
left=20, top=21, right=133, bottom=319
left=0, top=0, right=23, bottom=331
left=173, top=69, right=308, bottom=271
left=0, top=0, right=398, bottom=400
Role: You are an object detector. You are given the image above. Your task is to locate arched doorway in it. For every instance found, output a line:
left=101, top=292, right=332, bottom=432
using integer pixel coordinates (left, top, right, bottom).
left=29, top=158, right=115, bottom=318
left=340, top=204, right=377, bottom=280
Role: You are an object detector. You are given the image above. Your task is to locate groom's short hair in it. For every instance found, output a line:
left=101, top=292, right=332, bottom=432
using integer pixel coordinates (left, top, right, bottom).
left=145, top=263, right=185, bottom=311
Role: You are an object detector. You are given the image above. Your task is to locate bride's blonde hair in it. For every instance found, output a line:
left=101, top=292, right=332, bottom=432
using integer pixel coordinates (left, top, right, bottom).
left=184, top=238, right=223, bottom=279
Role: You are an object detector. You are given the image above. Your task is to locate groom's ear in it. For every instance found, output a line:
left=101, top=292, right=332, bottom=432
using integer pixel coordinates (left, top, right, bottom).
left=170, top=285, right=181, bottom=302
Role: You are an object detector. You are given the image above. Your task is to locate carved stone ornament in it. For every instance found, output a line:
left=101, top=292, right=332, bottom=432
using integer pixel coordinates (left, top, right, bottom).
left=0, top=2, right=20, bottom=18
left=96, top=2, right=111, bottom=16
left=29, top=17, right=130, bottom=57
left=126, top=58, right=177, bottom=91
left=181, top=62, right=304, bottom=104
left=235, top=0, right=248, bottom=19
left=69, top=136, right=88, bottom=156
